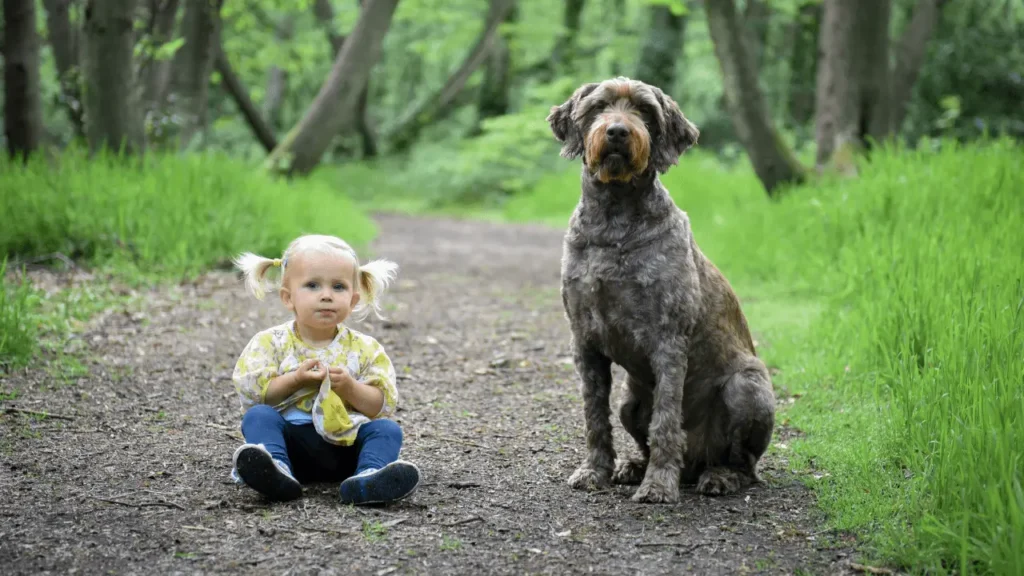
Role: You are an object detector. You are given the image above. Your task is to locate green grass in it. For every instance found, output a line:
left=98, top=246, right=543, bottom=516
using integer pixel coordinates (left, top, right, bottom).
left=500, top=139, right=1024, bottom=574
left=1, top=148, right=377, bottom=280
left=0, top=148, right=377, bottom=369
left=0, top=258, right=37, bottom=370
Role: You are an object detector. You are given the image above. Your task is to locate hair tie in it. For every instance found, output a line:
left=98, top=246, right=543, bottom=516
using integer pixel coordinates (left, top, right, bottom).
left=272, top=258, right=282, bottom=267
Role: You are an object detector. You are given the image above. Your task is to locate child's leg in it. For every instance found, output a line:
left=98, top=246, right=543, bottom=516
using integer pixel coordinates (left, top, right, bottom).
left=233, top=404, right=302, bottom=501
left=339, top=419, right=420, bottom=505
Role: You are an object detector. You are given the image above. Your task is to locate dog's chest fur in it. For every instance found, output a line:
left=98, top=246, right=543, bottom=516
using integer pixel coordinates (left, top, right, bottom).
left=560, top=181, right=701, bottom=379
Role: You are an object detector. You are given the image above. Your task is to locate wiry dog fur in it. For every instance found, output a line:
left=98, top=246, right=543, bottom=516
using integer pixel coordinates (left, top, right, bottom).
left=547, top=77, right=776, bottom=503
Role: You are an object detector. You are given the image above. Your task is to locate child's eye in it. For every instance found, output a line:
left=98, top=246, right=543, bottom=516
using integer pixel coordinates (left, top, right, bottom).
left=305, top=281, right=319, bottom=289
left=333, top=283, right=347, bottom=291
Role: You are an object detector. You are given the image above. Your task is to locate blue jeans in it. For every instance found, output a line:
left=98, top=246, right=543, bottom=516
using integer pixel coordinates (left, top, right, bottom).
left=240, top=404, right=403, bottom=483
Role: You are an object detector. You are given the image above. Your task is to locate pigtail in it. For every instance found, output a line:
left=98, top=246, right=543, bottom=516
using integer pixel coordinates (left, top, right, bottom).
left=353, top=259, right=399, bottom=320
left=233, top=252, right=281, bottom=300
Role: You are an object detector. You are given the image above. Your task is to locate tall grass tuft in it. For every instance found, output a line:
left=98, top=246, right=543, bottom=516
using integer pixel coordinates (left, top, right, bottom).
left=505, top=139, right=1024, bottom=573
left=1, top=148, right=378, bottom=279
left=0, top=258, right=38, bottom=370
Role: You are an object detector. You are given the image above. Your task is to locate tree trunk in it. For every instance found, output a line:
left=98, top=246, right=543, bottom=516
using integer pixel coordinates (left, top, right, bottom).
left=551, top=0, right=585, bottom=75
left=141, top=0, right=180, bottom=116
left=386, top=0, right=517, bottom=153
left=476, top=2, right=517, bottom=126
left=3, top=0, right=45, bottom=159
left=634, top=5, right=686, bottom=93
left=169, top=0, right=221, bottom=150
left=82, top=0, right=144, bottom=155
left=312, top=0, right=378, bottom=158
left=889, top=0, right=947, bottom=132
left=263, top=16, right=293, bottom=131
left=786, top=1, right=820, bottom=126
left=814, top=0, right=892, bottom=168
left=41, top=0, right=85, bottom=140
left=266, top=0, right=399, bottom=175
left=705, top=0, right=805, bottom=195
left=215, top=45, right=277, bottom=153
left=743, top=0, right=770, bottom=73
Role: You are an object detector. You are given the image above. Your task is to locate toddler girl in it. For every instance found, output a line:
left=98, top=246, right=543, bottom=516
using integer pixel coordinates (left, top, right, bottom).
left=228, top=234, right=420, bottom=504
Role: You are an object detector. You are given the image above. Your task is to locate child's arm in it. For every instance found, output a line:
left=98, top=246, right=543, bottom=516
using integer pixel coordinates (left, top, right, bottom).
left=265, top=359, right=324, bottom=406
left=329, top=337, right=398, bottom=418
left=329, top=368, right=385, bottom=416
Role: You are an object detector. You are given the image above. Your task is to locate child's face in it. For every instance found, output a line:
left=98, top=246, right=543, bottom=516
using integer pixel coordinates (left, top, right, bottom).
left=279, top=250, right=361, bottom=339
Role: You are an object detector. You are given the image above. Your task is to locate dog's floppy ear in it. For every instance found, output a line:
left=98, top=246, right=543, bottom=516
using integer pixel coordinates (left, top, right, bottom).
left=546, top=82, right=599, bottom=160
left=650, top=86, right=700, bottom=173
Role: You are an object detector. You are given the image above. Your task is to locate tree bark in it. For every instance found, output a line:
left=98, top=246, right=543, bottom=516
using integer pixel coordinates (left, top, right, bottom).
left=215, top=45, right=277, bottom=153
left=705, top=0, right=805, bottom=195
left=141, top=0, right=180, bottom=116
left=743, top=0, right=770, bottom=73
left=41, top=0, right=85, bottom=140
left=786, top=1, right=820, bottom=126
left=552, top=0, right=585, bottom=75
left=169, top=0, right=222, bottom=149
left=386, top=0, right=517, bottom=153
left=889, top=0, right=947, bottom=132
left=474, top=1, right=518, bottom=133
left=634, top=4, right=687, bottom=93
left=4, top=0, right=45, bottom=159
left=266, top=0, right=399, bottom=175
left=814, top=0, right=892, bottom=168
left=83, top=0, right=144, bottom=155
left=312, top=0, right=378, bottom=158
left=263, top=16, right=293, bottom=131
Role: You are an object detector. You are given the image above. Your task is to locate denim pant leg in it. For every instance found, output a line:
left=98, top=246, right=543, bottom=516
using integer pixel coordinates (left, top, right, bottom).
left=353, top=419, right=404, bottom=475
left=240, top=405, right=292, bottom=471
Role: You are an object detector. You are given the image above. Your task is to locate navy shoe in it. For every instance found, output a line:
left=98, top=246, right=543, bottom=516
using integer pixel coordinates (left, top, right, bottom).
left=339, top=460, right=421, bottom=505
left=232, top=443, right=302, bottom=502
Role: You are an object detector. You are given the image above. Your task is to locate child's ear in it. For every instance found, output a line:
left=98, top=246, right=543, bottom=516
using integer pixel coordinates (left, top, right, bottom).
left=350, top=290, right=361, bottom=310
left=279, top=287, right=294, bottom=312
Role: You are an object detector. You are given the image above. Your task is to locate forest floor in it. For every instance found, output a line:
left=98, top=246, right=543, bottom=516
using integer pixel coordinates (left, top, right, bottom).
left=0, top=214, right=865, bottom=575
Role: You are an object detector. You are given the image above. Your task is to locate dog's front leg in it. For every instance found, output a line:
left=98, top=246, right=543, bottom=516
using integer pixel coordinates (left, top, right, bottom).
left=632, top=346, right=687, bottom=503
left=567, top=342, right=616, bottom=491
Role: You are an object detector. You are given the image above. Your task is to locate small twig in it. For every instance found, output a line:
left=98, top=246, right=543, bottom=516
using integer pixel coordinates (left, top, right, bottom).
left=181, top=525, right=215, bottom=532
left=87, top=495, right=185, bottom=511
left=206, top=422, right=238, bottom=432
left=635, top=542, right=705, bottom=555
left=3, top=407, right=75, bottom=421
left=419, top=430, right=491, bottom=448
left=440, top=515, right=483, bottom=527
left=14, top=251, right=77, bottom=270
left=850, top=564, right=894, bottom=575
left=298, top=525, right=356, bottom=535
left=380, top=517, right=408, bottom=529
left=446, top=481, right=483, bottom=489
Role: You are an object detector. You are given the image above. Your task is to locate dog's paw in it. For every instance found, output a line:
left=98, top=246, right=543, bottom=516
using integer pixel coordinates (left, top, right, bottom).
left=631, top=479, right=680, bottom=504
left=612, top=458, right=647, bottom=485
left=696, top=467, right=744, bottom=496
left=567, top=465, right=611, bottom=491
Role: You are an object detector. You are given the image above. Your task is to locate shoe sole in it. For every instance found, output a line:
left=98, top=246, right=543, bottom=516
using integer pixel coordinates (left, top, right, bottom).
left=340, top=461, right=420, bottom=505
left=235, top=447, right=302, bottom=502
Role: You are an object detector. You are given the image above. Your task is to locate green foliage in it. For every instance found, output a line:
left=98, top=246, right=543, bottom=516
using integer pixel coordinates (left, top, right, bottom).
left=504, top=139, right=1024, bottom=573
left=0, top=259, right=37, bottom=371
left=0, top=149, right=377, bottom=280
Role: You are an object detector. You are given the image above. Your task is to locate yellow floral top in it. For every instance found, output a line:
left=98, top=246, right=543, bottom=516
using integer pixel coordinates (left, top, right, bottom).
left=232, top=321, right=398, bottom=446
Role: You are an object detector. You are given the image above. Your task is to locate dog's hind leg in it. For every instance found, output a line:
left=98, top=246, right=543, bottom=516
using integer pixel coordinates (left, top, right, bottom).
left=567, top=343, right=617, bottom=491
left=613, top=375, right=652, bottom=485
left=696, top=366, right=775, bottom=496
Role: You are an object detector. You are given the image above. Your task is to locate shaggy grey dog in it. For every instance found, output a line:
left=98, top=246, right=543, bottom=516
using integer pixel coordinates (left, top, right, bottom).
left=546, top=77, right=776, bottom=503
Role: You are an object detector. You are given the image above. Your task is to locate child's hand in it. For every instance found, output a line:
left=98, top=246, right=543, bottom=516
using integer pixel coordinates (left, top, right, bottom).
left=328, top=366, right=357, bottom=398
left=294, top=359, right=326, bottom=386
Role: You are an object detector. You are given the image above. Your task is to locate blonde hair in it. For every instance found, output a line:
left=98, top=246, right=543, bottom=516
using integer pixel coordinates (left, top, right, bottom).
left=232, top=234, right=398, bottom=321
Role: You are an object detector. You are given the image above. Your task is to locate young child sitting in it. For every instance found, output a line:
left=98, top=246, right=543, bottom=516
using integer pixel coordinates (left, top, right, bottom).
left=228, top=234, right=420, bottom=505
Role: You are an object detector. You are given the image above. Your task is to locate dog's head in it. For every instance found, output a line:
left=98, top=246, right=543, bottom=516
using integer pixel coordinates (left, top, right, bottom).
left=546, top=77, right=699, bottom=184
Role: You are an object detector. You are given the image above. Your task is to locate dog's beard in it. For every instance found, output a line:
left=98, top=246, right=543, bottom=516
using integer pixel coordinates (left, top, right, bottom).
left=599, top=151, right=631, bottom=181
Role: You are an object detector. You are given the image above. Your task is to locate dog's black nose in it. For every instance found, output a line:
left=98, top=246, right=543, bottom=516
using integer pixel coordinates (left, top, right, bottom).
left=606, top=123, right=629, bottom=142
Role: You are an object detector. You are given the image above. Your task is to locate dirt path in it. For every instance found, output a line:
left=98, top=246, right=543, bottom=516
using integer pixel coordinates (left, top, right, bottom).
left=0, top=214, right=857, bottom=575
